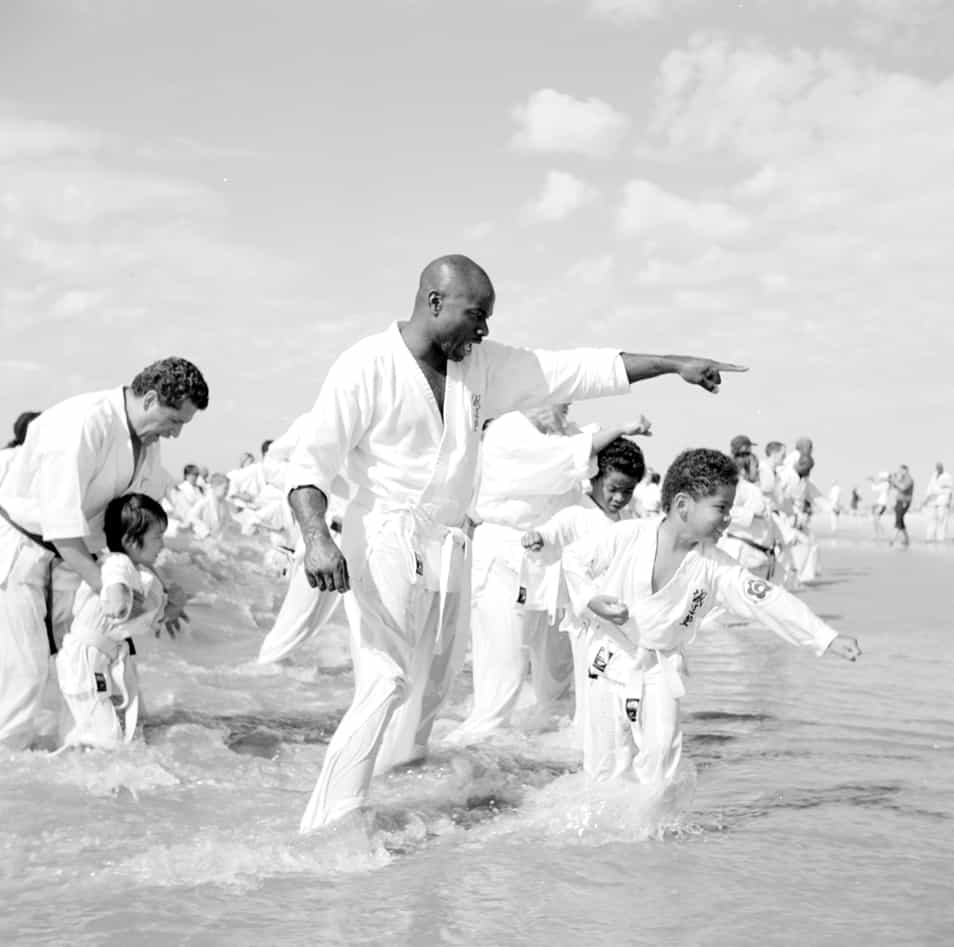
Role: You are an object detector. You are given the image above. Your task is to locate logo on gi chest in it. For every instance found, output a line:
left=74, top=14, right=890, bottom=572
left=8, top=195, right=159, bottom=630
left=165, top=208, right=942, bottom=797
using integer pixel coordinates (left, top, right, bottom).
left=679, top=589, right=707, bottom=627
left=471, top=393, right=482, bottom=431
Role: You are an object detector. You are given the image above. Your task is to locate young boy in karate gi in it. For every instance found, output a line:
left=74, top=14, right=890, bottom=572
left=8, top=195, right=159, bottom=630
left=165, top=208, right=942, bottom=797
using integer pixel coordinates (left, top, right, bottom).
left=522, top=437, right=646, bottom=733
left=56, top=494, right=169, bottom=749
left=547, top=449, right=861, bottom=786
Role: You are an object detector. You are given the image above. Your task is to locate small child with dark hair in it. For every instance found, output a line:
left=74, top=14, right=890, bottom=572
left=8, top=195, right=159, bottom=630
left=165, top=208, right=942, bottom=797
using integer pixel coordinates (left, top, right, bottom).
left=560, top=448, right=861, bottom=786
left=56, top=493, right=169, bottom=749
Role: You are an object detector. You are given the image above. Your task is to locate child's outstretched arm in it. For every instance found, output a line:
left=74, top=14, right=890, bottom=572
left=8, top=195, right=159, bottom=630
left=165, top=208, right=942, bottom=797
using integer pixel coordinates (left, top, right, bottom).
left=522, top=506, right=591, bottom=556
left=710, top=552, right=861, bottom=660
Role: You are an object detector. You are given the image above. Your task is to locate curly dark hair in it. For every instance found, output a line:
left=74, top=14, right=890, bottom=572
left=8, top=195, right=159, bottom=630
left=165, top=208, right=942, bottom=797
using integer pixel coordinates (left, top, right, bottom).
left=104, top=492, right=168, bottom=553
left=130, top=357, right=209, bottom=410
left=7, top=410, right=41, bottom=448
left=595, top=437, right=646, bottom=482
left=661, top=448, right=738, bottom=512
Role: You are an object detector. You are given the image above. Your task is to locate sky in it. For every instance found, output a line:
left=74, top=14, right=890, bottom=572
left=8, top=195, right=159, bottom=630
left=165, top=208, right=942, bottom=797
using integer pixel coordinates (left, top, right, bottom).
left=2, top=0, right=953, bottom=496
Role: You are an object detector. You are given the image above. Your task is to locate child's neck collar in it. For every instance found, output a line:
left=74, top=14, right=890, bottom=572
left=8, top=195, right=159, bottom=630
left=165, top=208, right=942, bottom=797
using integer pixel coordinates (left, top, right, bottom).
left=658, top=515, right=700, bottom=553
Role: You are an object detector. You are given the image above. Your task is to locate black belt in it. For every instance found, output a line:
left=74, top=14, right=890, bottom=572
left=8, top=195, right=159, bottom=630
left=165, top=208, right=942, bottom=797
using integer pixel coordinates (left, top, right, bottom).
left=0, top=504, right=60, bottom=654
left=727, top=533, right=775, bottom=557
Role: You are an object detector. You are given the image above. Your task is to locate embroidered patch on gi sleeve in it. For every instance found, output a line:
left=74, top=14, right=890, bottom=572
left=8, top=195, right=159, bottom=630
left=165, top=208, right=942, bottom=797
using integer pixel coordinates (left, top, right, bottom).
left=743, top=576, right=771, bottom=603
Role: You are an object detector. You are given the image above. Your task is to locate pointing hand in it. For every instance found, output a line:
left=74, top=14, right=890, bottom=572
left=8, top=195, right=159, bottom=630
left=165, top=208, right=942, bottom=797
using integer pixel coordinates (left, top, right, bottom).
left=678, top=359, right=747, bottom=394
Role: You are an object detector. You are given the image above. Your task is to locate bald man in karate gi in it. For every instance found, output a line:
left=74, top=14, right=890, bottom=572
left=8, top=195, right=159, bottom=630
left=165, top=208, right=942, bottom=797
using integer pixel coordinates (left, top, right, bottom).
left=287, top=254, right=746, bottom=832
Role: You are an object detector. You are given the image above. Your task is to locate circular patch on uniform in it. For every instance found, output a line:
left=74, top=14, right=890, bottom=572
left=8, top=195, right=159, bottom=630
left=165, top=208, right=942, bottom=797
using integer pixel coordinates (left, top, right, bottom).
left=744, top=577, right=771, bottom=602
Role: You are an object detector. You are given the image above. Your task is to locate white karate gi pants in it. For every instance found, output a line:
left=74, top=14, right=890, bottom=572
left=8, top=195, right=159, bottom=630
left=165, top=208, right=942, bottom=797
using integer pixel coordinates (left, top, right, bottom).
left=0, top=522, right=78, bottom=749
left=300, top=515, right=469, bottom=832
left=452, top=557, right=573, bottom=741
left=257, top=558, right=341, bottom=665
left=56, top=638, right=139, bottom=749
left=927, top=506, right=950, bottom=542
left=581, top=639, right=683, bottom=787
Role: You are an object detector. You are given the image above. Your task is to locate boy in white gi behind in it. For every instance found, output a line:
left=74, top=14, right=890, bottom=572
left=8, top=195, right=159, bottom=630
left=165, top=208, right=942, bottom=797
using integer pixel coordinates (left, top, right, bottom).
left=448, top=407, right=651, bottom=744
left=554, top=448, right=861, bottom=786
left=56, top=494, right=169, bottom=749
left=521, top=437, right=646, bottom=734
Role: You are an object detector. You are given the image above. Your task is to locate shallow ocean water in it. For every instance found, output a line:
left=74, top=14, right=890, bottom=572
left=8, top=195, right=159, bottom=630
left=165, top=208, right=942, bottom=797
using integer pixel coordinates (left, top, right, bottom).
left=2, top=529, right=952, bottom=946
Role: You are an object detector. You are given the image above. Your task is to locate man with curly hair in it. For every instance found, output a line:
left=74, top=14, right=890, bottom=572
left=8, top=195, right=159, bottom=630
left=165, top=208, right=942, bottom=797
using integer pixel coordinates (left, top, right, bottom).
left=0, top=357, right=208, bottom=749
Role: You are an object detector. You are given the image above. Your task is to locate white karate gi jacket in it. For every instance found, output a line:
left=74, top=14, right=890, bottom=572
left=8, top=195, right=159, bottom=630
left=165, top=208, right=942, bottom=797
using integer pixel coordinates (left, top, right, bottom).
left=285, top=324, right=630, bottom=606
left=0, top=387, right=173, bottom=557
left=562, top=517, right=837, bottom=701
left=471, top=411, right=595, bottom=616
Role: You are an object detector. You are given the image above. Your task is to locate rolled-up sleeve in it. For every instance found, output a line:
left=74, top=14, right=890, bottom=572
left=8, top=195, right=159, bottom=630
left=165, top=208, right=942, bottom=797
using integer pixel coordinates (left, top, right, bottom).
left=484, top=343, right=630, bottom=417
left=285, top=352, right=373, bottom=500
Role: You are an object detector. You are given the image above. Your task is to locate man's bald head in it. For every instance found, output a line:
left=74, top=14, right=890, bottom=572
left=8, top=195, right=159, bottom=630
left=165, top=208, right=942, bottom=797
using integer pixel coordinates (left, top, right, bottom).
left=416, top=255, right=494, bottom=307
left=409, top=254, right=495, bottom=361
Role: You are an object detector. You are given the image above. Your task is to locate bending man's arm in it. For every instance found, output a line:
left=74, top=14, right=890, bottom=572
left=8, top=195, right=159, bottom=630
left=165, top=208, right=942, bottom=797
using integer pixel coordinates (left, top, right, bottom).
left=52, top=538, right=102, bottom=593
left=288, top=485, right=350, bottom=593
left=620, top=354, right=747, bottom=393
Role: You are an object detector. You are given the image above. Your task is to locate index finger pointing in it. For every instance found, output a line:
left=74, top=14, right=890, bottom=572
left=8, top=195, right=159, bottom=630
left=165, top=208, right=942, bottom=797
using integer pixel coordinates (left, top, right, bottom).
left=712, top=362, right=748, bottom=372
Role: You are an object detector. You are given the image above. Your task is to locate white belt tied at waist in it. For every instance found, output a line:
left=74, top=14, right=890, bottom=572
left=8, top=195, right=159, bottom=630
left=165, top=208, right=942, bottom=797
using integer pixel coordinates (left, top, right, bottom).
left=379, top=506, right=472, bottom=655
left=474, top=522, right=563, bottom=621
left=593, top=621, right=688, bottom=703
left=69, top=623, right=127, bottom=662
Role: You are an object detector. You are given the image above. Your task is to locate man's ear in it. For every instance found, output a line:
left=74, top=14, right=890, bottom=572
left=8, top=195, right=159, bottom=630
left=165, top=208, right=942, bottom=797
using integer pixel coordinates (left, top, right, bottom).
left=427, top=291, right=443, bottom=316
left=142, top=390, right=158, bottom=411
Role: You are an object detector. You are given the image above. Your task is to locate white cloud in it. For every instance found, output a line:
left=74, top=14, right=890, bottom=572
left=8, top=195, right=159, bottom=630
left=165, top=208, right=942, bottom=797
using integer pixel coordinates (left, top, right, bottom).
left=0, top=359, right=42, bottom=373
left=0, top=114, right=103, bottom=161
left=524, top=170, right=598, bottom=222
left=586, top=0, right=665, bottom=22
left=49, top=289, right=111, bottom=320
left=1, top=164, right=222, bottom=227
left=618, top=179, right=750, bottom=242
left=463, top=220, right=495, bottom=240
left=567, top=253, right=614, bottom=286
left=511, top=88, right=629, bottom=158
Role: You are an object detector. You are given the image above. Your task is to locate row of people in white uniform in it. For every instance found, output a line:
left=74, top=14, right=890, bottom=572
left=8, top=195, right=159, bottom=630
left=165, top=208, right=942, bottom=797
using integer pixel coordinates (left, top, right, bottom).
left=0, top=255, right=862, bottom=841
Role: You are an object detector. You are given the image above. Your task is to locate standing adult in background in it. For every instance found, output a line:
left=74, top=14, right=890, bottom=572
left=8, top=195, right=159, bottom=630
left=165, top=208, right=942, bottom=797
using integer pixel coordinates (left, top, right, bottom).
left=286, top=253, right=746, bottom=833
left=0, top=411, right=42, bottom=485
left=828, top=482, right=842, bottom=533
left=850, top=486, right=861, bottom=515
left=758, top=440, right=787, bottom=511
left=720, top=434, right=778, bottom=580
left=0, top=357, right=209, bottom=749
left=448, top=404, right=651, bottom=744
left=922, top=462, right=953, bottom=543
left=869, top=472, right=891, bottom=539
left=889, top=464, right=915, bottom=549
